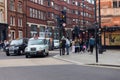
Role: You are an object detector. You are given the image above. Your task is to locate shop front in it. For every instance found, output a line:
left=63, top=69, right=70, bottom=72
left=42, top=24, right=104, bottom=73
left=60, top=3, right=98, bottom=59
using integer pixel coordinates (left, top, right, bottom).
left=101, top=27, right=120, bottom=49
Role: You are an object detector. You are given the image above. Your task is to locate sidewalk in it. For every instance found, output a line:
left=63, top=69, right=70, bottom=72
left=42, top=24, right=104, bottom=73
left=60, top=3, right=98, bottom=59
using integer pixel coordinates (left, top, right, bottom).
left=54, top=49, right=120, bottom=67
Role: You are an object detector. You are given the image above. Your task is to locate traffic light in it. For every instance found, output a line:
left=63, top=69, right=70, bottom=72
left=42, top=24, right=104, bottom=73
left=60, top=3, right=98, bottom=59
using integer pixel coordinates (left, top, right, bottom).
left=61, top=10, right=66, bottom=23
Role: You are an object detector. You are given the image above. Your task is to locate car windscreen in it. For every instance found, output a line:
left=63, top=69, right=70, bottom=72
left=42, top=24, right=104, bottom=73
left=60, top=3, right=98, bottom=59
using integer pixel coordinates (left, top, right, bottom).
left=28, top=39, right=45, bottom=45
left=10, top=39, right=23, bottom=45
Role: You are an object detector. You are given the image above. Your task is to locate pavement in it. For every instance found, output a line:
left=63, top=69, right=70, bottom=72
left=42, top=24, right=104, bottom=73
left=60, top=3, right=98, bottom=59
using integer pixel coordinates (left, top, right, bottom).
left=54, top=49, right=120, bottom=67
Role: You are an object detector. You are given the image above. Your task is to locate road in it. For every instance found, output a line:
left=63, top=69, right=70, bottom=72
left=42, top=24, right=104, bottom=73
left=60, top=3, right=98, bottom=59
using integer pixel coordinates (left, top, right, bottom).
left=0, top=50, right=120, bottom=80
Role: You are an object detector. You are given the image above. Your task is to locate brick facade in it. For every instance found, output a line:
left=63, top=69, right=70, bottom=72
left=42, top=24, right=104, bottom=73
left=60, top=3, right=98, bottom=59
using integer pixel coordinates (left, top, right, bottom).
left=7, top=0, right=26, bottom=40
left=7, top=0, right=94, bottom=40
left=98, top=0, right=120, bottom=47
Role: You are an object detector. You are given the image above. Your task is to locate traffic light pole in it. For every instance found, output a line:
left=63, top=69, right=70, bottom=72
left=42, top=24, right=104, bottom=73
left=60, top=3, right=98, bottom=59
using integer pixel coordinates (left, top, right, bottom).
left=56, top=16, right=62, bottom=56
left=59, top=27, right=62, bottom=56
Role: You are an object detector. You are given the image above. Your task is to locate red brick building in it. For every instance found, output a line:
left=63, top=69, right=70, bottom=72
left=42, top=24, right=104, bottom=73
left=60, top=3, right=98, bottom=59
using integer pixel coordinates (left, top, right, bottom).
left=98, top=0, right=120, bottom=48
left=7, top=0, right=94, bottom=40
left=7, top=0, right=27, bottom=40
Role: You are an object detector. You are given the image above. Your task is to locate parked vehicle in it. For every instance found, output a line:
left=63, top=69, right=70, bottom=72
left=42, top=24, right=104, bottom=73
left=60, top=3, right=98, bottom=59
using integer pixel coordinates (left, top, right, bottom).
left=5, top=38, right=28, bottom=56
left=54, top=40, right=59, bottom=49
left=25, top=37, right=49, bottom=58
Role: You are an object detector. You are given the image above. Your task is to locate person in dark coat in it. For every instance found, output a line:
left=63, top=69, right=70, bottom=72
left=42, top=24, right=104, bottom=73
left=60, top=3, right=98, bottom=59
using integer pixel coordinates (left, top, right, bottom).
left=61, top=36, right=66, bottom=55
left=89, top=36, right=95, bottom=54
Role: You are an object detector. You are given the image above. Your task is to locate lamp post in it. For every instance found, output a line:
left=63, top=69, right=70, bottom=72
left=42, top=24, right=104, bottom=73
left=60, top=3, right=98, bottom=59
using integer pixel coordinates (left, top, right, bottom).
left=94, top=0, right=98, bottom=63
left=98, top=0, right=103, bottom=54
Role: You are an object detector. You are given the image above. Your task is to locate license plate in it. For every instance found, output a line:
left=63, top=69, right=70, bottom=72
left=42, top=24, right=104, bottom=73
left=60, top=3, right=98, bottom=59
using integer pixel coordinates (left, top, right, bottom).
left=9, top=51, right=14, bottom=54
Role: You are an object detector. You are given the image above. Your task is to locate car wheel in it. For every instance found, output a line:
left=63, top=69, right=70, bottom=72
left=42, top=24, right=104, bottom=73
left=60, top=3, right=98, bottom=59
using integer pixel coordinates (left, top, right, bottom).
left=46, top=52, right=49, bottom=56
left=6, top=52, right=10, bottom=56
left=43, top=51, right=47, bottom=57
left=25, top=54, right=31, bottom=58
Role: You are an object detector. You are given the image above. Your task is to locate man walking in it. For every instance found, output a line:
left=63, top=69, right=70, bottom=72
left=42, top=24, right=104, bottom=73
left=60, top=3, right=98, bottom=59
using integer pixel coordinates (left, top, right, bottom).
left=89, top=36, right=95, bottom=54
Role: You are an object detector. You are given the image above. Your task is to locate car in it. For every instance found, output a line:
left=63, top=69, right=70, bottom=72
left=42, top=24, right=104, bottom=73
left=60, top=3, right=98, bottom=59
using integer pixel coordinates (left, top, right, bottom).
left=5, top=38, right=28, bottom=56
left=54, top=40, right=60, bottom=49
left=25, top=37, right=49, bottom=58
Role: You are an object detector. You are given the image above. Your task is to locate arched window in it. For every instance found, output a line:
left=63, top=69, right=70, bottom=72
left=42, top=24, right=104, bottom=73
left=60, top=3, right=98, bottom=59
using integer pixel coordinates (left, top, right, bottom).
left=10, top=0, right=15, bottom=11
left=17, top=1, right=22, bottom=12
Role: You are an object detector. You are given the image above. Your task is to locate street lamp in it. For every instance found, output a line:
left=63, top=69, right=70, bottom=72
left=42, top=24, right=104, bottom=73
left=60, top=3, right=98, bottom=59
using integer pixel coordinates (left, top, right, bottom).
left=94, top=0, right=98, bottom=63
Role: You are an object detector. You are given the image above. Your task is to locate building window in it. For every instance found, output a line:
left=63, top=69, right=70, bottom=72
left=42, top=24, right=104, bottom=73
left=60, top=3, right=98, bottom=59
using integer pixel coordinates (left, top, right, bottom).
left=51, top=1, right=54, bottom=7
left=38, top=11, right=41, bottom=19
left=29, top=8, right=46, bottom=20
left=17, top=1, right=22, bottom=13
left=0, top=9, right=3, bottom=23
left=48, top=0, right=51, bottom=6
left=30, top=8, right=33, bottom=17
left=18, top=31, right=23, bottom=39
left=113, top=0, right=120, bottom=8
left=41, top=0, right=43, bottom=5
left=18, top=18, right=22, bottom=27
left=67, top=0, right=70, bottom=4
left=113, top=1, right=117, bottom=8
left=35, top=9, right=37, bottom=18
left=10, top=16, right=15, bottom=26
left=10, top=30, right=15, bottom=40
left=35, top=0, right=38, bottom=3
left=10, top=0, right=15, bottom=11
left=72, top=1, right=75, bottom=5
left=41, top=12, right=44, bottom=20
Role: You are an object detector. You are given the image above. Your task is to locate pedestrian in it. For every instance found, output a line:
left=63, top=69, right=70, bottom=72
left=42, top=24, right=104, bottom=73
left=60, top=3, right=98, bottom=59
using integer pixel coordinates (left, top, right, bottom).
left=74, top=37, right=80, bottom=53
left=89, top=36, right=95, bottom=54
left=65, top=37, right=70, bottom=55
left=3, top=40, right=9, bottom=51
left=72, top=41, right=75, bottom=53
left=79, top=39, right=83, bottom=53
left=82, top=43, right=86, bottom=53
left=61, top=36, right=66, bottom=55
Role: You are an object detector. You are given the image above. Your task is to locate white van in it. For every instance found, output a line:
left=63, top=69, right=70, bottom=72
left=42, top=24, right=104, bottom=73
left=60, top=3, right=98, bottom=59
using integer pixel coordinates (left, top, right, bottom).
left=25, top=37, right=49, bottom=58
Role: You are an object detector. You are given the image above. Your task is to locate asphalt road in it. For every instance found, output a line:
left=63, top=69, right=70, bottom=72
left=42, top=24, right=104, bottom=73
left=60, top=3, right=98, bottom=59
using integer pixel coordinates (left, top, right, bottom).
left=0, top=50, right=120, bottom=80
left=0, top=65, right=120, bottom=80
